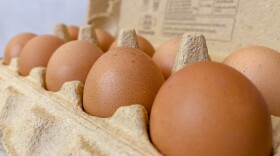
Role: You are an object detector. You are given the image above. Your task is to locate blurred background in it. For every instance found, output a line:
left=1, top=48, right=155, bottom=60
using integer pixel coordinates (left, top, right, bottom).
left=0, top=0, right=88, bottom=57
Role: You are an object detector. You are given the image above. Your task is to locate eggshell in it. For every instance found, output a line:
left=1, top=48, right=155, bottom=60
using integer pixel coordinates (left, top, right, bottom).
left=109, top=35, right=155, bottom=57
left=67, top=25, right=79, bottom=40
left=18, top=35, right=65, bottom=76
left=46, top=41, right=103, bottom=91
left=83, top=47, right=165, bottom=118
left=3, top=33, right=36, bottom=65
left=152, top=37, right=180, bottom=79
left=95, top=29, right=115, bottom=52
left=150, top=61, right=272, bottom=156
left=223, top=46, right=280, bottom=116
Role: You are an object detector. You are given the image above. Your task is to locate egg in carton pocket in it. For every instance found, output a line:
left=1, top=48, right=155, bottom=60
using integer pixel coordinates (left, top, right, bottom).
left=0, top=60, right=160, bottom=155
left=0, top=25, right=280, bottom=156
left=0, top=24, right=162, bottom=156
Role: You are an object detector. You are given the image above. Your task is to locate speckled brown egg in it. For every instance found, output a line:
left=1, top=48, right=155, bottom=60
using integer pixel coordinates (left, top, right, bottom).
left=67, top=25, right=79, bottom=40
left=152, top=37, right=181, bottom=79
left=83, top=47, right=165, bottom=118
left=95, top=29, right=115, bottom=52
left=18, top=35, right=65, bottom=76
left=109, top=35, right=155, bottom=57
left=223, top=46, right=280, bottom=116
left=46, top=40, right=103, bottom=91
left=150, top=61, right=272, bottom=156
left=3, top=32, right=36, bottom=65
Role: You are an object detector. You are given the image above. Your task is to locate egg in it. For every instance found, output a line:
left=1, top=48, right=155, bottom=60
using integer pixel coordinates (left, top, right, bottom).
left=109, top=35, right=155, bottom=57
left=18, top=35, right=65, bottom=76
left=223, top=46, right=280, bottom=116
left=3, top=33, right=36, bottom=65
left=152, top=37, right=180, bottom=79
left=95, top=29, right=115, bottom=52
left=67, top=25, right=79, bottom=40
left=150, top=61, right=272, bottom=156
left=83, top=47, right=165, bottom=118
left=46, top=41, right=103, bottom=91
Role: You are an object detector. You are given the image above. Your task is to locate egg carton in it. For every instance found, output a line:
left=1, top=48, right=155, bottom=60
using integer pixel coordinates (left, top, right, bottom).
left=0, top=59, right=280, bottom=156
left=0, top=58, right=160, bottom=156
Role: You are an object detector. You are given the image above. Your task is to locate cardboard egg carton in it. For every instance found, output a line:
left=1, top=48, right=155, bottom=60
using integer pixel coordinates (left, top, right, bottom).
left=0, top=58, right=161, bottom=156
left=0, top=59, right=280, bottom=156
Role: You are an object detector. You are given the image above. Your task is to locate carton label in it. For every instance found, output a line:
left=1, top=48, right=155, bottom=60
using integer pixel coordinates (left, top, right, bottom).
left=120, top=0, right=239, bottom=43
left=163, top=0, right=239, bottom=41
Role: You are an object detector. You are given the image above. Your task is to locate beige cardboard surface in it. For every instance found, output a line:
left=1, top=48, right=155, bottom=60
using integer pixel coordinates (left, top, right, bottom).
left=115, top=0, right=280, bottom=61
left=87, top=0, right=121, bottom=36
left=86, top=0, right=280, bottom=61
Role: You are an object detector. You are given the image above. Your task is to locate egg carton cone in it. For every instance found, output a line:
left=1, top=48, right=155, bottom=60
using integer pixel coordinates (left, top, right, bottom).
left=0, top=58, right=161, bottom=156
left=0, top=58, right=280, bottom=156
left=272, top=116, right=280, bottom=156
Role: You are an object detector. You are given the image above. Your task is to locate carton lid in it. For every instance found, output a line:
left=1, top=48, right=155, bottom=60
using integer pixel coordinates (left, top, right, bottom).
left=87, top=0, right=280, bottom=61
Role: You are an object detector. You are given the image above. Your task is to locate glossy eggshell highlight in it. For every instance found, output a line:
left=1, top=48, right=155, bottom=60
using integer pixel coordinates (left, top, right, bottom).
left=18, top=35, right=65, bottom=76
left=223, top=46, right=280, bottom=116
left=67, top=25, right=79, bottom=40
left=95, top=29, right=115, bottom=52
left=150, top=61, right=272, bottom=156
left=4, top=33, right=36, bottom=65
left=46, top=41, right=103, bottom=92
left=152, top=37, right=180, bottom=79
left=109, top=35, right=155, bottom=57
left=83, top=47, right=165, bottom=118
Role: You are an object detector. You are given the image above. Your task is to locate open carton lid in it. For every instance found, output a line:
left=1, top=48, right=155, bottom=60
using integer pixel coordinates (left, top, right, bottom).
left=87, top=0, right=280, bottom=61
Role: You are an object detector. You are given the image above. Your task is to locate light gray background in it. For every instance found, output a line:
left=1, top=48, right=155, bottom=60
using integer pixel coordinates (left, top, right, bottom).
left=0, top=0, right=88, bottom=57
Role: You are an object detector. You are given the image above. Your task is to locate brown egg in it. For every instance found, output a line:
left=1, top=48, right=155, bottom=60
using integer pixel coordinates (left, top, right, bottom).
left=3, top=33, right=36, bottom=65
left=95, top=29, right=115, bottom=52
left=19, top=35, right=65, bottom=76
left=109, top=35, right=155, bottom=57
left=150, top=61, right=272, bottom=156
left=67, top=25, right=79, bottom=40
left=152, top=37, right=180, bottom=79
left=46, top=41, right=103, bottom=91
left=223, top=46, right=280, bottom=116
left=83, top=47, right=165, bottom=118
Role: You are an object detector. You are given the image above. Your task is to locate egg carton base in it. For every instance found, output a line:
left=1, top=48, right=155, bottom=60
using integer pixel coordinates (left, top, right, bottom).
left=0, top=59, right=280, bottom=155
left=0, top=59, right=160, bottom=156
